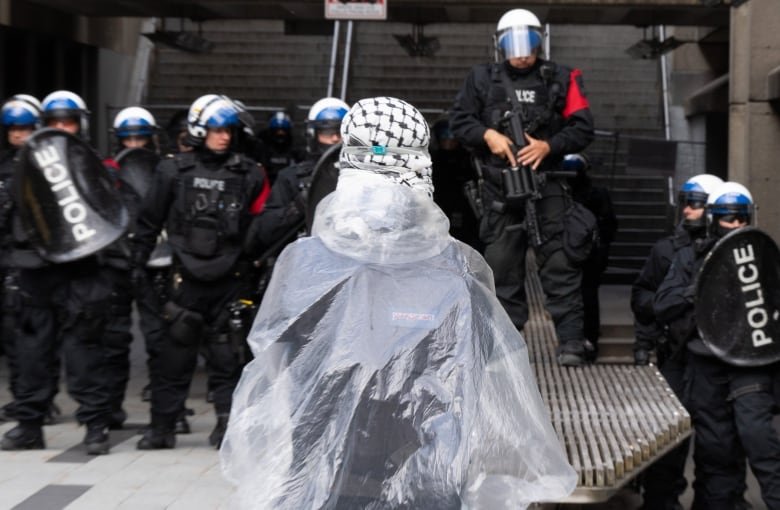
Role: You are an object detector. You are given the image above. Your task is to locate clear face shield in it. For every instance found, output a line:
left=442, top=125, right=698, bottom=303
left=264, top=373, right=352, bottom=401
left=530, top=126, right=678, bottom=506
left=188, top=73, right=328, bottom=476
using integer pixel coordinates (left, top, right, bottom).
left=676, top=190, right=708, bottom=232
left=494, top=26, right=544, bottom=61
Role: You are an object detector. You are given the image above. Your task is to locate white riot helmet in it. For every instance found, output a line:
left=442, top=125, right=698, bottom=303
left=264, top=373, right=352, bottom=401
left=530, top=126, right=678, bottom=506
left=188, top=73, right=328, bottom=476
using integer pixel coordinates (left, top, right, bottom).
left=1, top=95, right=42, bottom=128
left=494, top=8, right=544, bottom=61
left=41, top=90, right=90, bottom=138
left=706, top=181, right=754, bottom=234
left=340, top=96, right=433, bottom=197
left=306, top=97, right=349, bottom=155
left=113, top=106, right=158, bottom=138
left=186, top=94, right=240, bottom=147
left=677, top=173, right=723, bottom=232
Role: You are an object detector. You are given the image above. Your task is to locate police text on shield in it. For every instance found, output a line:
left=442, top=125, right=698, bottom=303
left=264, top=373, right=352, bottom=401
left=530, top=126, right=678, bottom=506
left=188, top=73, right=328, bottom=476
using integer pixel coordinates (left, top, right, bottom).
left=33, top=144, right=97, bottom=242
left=733, top=244, right=774, bottom=348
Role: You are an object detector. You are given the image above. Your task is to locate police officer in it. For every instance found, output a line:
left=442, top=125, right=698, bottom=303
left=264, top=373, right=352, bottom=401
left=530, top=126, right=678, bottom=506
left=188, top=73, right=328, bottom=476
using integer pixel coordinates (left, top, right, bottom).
left=134, top=94, right=269, bottom=450
left=654, top=182, right=780, bottom=509
left=450, top=8, right=595, bottom=365
left=247, top=97, right=349, bottom=257
left=0, top=95, right=42, bottom=422
left=631, top=173, right=723, bottom=509
left=261, top=111, right=303, bottom=184
left=98, top=106, right=165, bottom=430
left=431, top=118, right=482, bottom=251
left=1, top=90, right=119, bottom=454
left=565, top=153, right=617, bottom=361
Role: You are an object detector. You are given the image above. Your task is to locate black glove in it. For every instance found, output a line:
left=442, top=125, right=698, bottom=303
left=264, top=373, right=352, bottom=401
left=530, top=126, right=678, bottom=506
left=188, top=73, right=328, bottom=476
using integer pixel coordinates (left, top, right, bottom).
left=634, top=348, right=650, bottom=366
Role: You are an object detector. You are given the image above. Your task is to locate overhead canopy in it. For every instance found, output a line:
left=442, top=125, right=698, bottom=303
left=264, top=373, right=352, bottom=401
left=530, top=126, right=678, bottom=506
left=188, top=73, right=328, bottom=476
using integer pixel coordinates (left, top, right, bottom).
left=19, top=0, right=730, bottom=25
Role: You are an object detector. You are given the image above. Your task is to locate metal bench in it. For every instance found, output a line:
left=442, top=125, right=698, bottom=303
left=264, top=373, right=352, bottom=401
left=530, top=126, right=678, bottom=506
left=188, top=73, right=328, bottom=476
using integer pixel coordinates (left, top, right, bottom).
left=524, top=253, right=691, bottom=503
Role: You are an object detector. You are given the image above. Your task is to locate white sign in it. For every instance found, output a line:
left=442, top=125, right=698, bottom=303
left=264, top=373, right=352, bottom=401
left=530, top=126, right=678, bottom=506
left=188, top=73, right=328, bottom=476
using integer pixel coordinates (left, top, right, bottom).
left=325, top=0, right=387, bottom=20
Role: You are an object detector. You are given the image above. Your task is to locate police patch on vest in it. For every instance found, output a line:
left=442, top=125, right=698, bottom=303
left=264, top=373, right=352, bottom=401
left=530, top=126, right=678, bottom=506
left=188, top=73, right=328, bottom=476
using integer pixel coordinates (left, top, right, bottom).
left=515, top=89, right=536, bottom=104
left=696, top=227, right=780, bottom=367
left=16, top=128, right=128, bottom=263
left=192, top=177, right=225, bottom=191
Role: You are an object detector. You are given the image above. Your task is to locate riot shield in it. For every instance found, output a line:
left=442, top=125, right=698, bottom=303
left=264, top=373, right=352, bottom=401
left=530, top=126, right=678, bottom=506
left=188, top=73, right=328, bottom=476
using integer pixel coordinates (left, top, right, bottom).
left=16, top=128, right=129, bottom=263
left=115, top=147, right=159, bottom=201
left=305, top=142, right=341, bottom=232
left=696, top=227, right=780, bottom=366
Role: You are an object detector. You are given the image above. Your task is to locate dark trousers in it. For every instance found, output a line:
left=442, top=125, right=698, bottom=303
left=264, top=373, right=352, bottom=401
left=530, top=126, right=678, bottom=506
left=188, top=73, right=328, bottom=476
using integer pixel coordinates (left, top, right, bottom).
left=13, top=260, right=112, bottom=427
left=102, top=268, right=133, bottom=416
left=480, top=183, right=584, bottom=352
left=687, top=352, right=780, bottom=510
left=150, top=271, right=250, bottom=426
left=641, top=353, right=691, bottom=508
left=102, top=267, right=168, bottom=415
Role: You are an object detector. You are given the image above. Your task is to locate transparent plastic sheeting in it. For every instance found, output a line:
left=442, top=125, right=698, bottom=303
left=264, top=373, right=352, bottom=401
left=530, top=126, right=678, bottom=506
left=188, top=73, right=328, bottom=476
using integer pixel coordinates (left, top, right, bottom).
left=220, top=171, right=576, bottom=509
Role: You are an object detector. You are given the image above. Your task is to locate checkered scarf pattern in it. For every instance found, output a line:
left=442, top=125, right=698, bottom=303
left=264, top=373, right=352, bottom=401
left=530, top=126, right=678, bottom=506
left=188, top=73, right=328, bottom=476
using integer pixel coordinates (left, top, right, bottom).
left=339, top=97, right=434, bottom=196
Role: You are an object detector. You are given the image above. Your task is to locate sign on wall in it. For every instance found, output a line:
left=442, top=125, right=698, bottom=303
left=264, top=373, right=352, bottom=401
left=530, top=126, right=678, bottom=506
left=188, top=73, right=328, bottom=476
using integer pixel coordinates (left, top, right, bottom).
left=325, top=0, right=387, bottom=20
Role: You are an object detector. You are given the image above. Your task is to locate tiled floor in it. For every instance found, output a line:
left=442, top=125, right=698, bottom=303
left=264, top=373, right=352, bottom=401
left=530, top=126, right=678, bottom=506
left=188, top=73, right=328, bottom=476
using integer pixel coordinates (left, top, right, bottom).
left=0, top=312, right=234, bottom=510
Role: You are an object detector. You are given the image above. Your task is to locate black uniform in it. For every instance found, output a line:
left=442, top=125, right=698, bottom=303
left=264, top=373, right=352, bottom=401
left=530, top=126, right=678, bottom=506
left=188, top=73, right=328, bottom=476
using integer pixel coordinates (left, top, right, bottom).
left=450, top=59, right=594, bottom=354
left=630, top=224, right=692, bottom=508
left=133, top=148, right=268, bottom=434
left=653, top=238, right=780, bottom=510
left=98, top=156, right=167, bottom=428
left=2, top=205, right=114, bottom=439
left=249, top=159, right=314, bottom=255
left=570, top=172, right=617, bottom=354
left=431, top=142, right=482, bottom=251
left=0, top=148, right=19, bottom=415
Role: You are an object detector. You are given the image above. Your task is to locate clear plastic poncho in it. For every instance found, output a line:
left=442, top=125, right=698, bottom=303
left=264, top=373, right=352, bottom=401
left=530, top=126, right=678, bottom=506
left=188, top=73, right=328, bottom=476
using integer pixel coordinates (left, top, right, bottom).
left=220, top=170, right=576, bottom=509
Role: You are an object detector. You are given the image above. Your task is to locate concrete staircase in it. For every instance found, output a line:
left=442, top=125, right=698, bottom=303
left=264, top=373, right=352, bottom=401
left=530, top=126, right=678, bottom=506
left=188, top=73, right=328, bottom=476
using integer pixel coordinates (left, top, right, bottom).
left=144, top=23, right=666, bottom=354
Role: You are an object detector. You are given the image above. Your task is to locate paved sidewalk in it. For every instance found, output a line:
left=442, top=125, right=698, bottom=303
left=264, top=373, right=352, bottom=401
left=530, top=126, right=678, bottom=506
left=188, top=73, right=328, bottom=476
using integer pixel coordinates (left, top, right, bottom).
left=0, top=314, right=234, bottom=510
left=0, top=287, right=772, bottom=509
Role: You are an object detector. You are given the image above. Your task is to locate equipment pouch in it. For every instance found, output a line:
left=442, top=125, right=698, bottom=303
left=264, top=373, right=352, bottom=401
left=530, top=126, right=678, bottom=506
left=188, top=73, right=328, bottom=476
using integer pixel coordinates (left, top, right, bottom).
left=187, top=215, right=220, bottom=257
left=163, top=300, right=205, bottom=346
left=562, top=201, right=598, bottom=265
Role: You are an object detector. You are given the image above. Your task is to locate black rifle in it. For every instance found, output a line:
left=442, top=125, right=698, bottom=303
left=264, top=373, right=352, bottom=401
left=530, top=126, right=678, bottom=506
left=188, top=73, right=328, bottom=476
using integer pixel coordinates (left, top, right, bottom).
left=499, top=107, right=543, bottom=248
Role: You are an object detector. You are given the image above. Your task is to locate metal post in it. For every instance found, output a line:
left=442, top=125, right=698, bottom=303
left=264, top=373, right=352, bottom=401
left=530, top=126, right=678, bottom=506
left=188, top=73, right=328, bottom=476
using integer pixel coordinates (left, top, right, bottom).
left=327, top=20, right=340, bottom=98
left=544, top=23, right=551, bottom=59
left=659, top=25, right=672, bottom=141
left=340, top=21, right=353, bottom=101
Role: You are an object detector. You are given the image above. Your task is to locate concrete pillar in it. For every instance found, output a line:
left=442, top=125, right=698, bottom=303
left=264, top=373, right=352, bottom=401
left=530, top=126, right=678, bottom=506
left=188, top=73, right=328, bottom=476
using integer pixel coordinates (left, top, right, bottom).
left=729, top=0, right=780, bottom=241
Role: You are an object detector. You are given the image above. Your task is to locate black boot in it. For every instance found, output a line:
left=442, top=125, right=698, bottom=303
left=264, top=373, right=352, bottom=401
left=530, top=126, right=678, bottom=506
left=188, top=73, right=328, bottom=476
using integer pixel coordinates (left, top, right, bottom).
left=1, top=424, right=45, bottom=450
left=137, top=427, right=176, bottom=450
left=84, top=424, right=110, bottom=455
left=209, top=414, right=229, bottom=449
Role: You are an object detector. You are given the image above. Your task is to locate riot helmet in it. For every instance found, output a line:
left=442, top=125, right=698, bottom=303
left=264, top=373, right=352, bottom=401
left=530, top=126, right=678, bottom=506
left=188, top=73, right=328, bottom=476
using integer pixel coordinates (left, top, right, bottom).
left=2, top=95, right=41, bottom=148
left=41, top=90, right=89, bottom=138
left=494, top=9, right=544, bottom=61
left=268, top=111, right=293, bottom=148
left=706, top=181, right=754, bottom=237
left=340, top=96, right=433, bottom=197
left=186, top=94, right=240, bottom=149
left=677, top=174, right=723, bottom=233
left=306, top=97, right=349, bottom=156
left=112, top=106, right=158, bottom=151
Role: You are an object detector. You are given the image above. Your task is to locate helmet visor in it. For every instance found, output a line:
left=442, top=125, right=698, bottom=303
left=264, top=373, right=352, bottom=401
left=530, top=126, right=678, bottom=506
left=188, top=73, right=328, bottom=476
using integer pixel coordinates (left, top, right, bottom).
left=496, top=26, right=543, bottom=60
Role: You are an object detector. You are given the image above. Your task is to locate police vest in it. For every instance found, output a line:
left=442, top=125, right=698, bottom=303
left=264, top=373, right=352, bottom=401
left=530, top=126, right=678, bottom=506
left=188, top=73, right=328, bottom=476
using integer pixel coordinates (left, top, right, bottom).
left=168, top=151, right=256, bottom=280
left=481, top=61, right=568, bottom=179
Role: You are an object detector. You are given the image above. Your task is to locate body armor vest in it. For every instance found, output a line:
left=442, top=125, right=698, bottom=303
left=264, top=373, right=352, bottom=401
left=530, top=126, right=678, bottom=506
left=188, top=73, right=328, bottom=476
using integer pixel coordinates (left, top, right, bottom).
left=481, top=62, right=567, bottom=180
left=168, top=152, right=254, bottom=281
